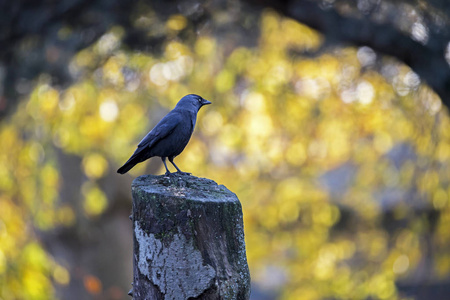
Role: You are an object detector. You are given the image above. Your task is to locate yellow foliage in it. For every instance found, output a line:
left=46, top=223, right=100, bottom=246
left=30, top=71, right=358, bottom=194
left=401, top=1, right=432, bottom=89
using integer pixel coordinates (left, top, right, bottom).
left=82, top=184, right=108, bottom=216
left=215, top=69, right=235, bottom=92
left=0, top=250, right=6, bottom=274
left=0, top=9, right=449, bottom=300
left=166, top=15, right=187, bottom=31
left=53, top=265, right=70, bottom=286
left=57, top=205, right=76, bottom=227
left=103, top=56, right=125, bottom=86
left=195, top=37, right=216, bottom=57
left=82, top=153, right=109, bottom=179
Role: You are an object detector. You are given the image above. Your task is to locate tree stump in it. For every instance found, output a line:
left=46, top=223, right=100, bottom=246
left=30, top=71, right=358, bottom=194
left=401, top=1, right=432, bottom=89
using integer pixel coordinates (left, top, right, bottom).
left=131, top=174, right=251, bottom=300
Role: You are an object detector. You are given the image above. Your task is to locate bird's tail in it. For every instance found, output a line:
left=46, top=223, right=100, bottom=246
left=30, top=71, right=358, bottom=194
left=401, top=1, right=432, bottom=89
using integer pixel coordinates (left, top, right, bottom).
left=117, top=153, right=141, bottom=174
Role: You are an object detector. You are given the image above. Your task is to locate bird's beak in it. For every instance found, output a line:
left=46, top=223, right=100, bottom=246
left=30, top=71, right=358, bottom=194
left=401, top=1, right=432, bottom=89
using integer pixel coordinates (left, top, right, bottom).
left=202, top=99, right=212, bottom=106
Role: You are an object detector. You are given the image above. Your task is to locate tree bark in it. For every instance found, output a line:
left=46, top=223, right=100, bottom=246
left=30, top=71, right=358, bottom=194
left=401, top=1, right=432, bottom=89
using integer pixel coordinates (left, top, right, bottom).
left=131, top=174, right=251, bottom=300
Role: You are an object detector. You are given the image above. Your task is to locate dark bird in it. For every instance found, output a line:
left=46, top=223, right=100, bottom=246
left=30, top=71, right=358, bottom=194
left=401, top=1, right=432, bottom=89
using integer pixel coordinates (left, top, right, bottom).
left=117, top=94, right=211, bottom=175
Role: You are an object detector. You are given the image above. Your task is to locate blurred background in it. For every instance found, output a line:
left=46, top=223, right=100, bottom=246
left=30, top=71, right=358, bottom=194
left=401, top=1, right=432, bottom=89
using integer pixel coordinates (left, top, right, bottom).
left=0, top=0, right=449, bottom=299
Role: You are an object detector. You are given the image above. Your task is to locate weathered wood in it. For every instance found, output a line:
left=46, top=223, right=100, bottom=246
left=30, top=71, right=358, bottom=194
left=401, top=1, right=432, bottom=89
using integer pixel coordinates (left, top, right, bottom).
left=131, top=174, right=250, bottom=300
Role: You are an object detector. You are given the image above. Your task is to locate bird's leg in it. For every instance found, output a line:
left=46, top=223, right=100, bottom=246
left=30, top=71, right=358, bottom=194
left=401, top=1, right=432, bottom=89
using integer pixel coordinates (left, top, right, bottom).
left=161, top=157, right=172, bottom=175
left=169, top=157, right=191, bottom=175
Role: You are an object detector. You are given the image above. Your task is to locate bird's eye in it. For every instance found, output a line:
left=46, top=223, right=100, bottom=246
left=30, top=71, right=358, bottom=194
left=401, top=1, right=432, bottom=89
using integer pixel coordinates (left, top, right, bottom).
left=198, top=98, right=202, bottom=103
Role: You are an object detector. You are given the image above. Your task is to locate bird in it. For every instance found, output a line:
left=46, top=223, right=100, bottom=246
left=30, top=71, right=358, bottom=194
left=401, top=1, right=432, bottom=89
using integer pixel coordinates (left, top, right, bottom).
left=117, top=94, right=211, bottom=175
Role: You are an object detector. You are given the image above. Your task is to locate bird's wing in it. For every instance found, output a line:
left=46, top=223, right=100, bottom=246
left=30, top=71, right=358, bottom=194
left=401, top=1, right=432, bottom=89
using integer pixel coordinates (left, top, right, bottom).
left=137, top=111, right=182, bottom=149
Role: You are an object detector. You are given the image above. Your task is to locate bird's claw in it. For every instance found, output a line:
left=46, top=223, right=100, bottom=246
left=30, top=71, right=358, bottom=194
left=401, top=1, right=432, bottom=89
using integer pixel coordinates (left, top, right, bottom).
left=176, top=171, right=191, bottom=176
left=164, top=171, right=190, bottom=176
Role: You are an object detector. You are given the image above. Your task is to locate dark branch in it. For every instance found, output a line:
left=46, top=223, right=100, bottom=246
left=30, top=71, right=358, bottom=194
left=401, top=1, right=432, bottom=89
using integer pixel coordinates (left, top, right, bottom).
left=250, top=0, right=450, bottom=108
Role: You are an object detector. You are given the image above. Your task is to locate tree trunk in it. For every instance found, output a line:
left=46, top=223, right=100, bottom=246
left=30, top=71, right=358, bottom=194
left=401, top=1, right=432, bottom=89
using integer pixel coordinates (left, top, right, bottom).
left=131, top=174, right=251, bottom=300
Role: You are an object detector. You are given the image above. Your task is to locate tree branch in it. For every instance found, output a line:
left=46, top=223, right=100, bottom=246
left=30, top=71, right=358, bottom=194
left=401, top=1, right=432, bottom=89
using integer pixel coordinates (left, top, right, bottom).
left=251, top=0, right=450, bottom=109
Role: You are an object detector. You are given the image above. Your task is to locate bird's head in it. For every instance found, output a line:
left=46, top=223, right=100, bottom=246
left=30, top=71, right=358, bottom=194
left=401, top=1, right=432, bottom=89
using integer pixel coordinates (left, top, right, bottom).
left=175, top=94, right=211, bottom=112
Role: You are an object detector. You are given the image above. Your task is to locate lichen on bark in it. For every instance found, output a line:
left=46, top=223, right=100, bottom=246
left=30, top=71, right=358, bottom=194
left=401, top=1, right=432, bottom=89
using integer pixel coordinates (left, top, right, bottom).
left=135, top=221, right=216, bottom=299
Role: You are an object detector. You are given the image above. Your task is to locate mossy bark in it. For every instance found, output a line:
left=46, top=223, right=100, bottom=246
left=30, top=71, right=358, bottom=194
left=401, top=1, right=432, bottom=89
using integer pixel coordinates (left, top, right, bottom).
left=131, top=174, right=250, bottom=300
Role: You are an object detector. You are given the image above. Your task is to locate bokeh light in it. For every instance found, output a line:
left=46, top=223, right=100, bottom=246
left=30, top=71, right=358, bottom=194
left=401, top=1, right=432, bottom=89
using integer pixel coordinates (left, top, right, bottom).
left=0, top=5, right=449, bottom=300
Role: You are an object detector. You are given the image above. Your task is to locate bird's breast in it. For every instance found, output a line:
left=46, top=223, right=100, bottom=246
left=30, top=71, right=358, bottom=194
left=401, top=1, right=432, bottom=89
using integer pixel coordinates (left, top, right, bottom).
left=150, top=111, right=196, bottom=157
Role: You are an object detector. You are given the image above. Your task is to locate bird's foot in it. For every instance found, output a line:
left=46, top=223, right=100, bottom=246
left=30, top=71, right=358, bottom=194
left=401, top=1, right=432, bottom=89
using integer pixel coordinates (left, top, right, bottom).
left=164, top=171, right=173, bottom=176
left=175, top=171, right=191, bottom=176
